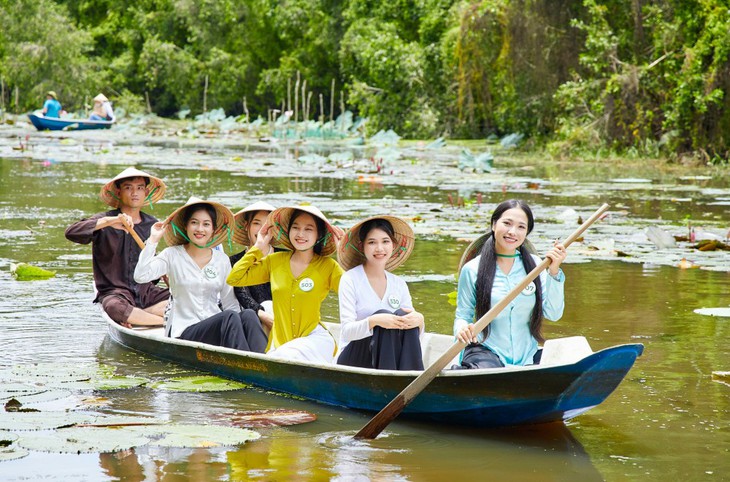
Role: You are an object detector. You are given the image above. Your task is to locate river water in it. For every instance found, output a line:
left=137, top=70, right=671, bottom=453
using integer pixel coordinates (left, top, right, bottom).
left=0, top=125, right=728, bottom=480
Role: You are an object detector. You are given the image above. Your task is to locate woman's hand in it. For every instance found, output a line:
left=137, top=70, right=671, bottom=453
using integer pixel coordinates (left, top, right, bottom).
left=254, top=222, right=274, bottom=252
left=545, top=241, right=567, bottom=276
left=148, top=222, right=165, bottom=244
left=399, top=308, right=424, bottom=330
left=455, top=324, right=478, bottom=344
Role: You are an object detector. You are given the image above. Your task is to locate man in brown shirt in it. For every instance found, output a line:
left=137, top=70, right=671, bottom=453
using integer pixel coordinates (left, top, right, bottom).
left=66, top=167, right=169, bottom=327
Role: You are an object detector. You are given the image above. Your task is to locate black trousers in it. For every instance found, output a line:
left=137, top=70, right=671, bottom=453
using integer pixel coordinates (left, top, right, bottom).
left=454, top=344, right=543, bottom=369
left=337, top=309, right=424, bottom=370
left=179, top=309, right=267, bottom=353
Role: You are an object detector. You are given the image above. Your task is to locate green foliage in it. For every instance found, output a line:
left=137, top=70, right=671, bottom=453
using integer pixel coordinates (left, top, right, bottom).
left=1, top=0, right=730, bottom=158
left=0, top=0, right=100, bottom=112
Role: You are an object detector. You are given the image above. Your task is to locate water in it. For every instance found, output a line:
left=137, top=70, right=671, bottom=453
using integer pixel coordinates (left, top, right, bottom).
left=0, top=128, right=728, bottom=480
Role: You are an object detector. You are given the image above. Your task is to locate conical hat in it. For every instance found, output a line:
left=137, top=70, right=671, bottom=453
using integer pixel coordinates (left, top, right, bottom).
left=458, top=231, right=537, bottom=274
left=94, top=93, right=108, bottom=102
left=338, top=216, right=415, bottom=271
left=267, top=205, right=338, bottom=256
left=233, top=201, right=276, bottom=246
left=99, top=167, right=166, bottom=208
left=163, top=197, right=235, bottom=248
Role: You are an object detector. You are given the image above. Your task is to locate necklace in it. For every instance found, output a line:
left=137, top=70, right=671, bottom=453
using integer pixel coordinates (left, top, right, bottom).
left=496, top=253, right=520, bottom=258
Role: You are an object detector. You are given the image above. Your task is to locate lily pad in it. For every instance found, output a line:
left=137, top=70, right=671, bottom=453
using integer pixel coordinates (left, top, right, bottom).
left=17, top=426, right=152, bottom=454
left=10, top=263, right=56, bottom=281
left=693, top=307, right=730, bottom=317
left=0, top=445, right=29, bottom=462
left=129, top=424, right=260, bottom=448
left=712, top=371, right=730, bottom=384
left=0, top=411, right=98, bottom=431
left=218, top=409, right=317, bottom=428
left=150, top=375, right=249, bottom=392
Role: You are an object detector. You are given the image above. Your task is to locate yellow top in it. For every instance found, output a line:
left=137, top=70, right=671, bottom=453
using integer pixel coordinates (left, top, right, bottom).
left=227, top=247, right=344, bottom=352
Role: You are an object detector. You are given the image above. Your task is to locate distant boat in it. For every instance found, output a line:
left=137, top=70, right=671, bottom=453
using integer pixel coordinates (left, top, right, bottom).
left=28, top=112, right=113, bottom=131
left=107, top=315, right=644, bottom=428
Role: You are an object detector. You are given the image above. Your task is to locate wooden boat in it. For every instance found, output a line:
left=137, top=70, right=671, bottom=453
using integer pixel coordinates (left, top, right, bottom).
left=28, top=113, right=113, bottom=131
left=107, top=316, right=643, bottom=428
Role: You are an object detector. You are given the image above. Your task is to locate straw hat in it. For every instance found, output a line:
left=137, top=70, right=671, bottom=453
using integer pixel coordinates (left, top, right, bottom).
left=267, top=205, right=338, bottom=256
left=99, top=167, right=166, bottom=208
left=458, top=231, right=536, bottom=274
left=46, top=91, right=57, bottom=99
left=233, top=201, right=276, bottom=246
left=338, top=216, right=415, bottom=271
left=163, top=197, right=235, bottom=248
left=94, top=93, right=109, bottom=103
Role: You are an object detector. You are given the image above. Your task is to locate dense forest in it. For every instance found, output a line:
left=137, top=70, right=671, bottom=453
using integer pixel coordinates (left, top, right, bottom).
left=1, top=0, right=728, bottom=161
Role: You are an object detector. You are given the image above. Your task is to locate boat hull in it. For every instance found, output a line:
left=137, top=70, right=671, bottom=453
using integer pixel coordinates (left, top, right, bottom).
left=28, top=113, right=113, bottom=131
left=108, top=319, right=643, bottom=428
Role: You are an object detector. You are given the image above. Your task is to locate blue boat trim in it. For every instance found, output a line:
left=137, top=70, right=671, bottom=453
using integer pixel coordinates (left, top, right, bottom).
left=28, top=113, right=113, bottom=131
left=107, top=316, right=643, bottom=428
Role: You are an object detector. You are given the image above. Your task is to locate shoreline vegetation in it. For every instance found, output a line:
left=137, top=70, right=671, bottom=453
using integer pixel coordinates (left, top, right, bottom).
left=1, top=1, right=729, bottom=164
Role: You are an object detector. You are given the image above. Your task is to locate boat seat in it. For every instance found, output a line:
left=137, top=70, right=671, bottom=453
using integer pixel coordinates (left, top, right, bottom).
left=421, top=333, right=459, bottom=367
left=540, top=336, right=593, bottom=366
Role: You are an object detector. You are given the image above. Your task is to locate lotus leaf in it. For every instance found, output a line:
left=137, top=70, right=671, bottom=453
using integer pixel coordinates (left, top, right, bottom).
left=129, top=424, right=260, bottom=448
left=10, top=263, right=56, bottom=281
left=17, top=426, right=152, bottom=453
left=150, top=375, right=249, bottom=392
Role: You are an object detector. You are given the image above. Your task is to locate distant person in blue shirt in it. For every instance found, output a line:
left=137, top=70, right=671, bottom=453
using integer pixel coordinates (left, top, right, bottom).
left=452, top=199, right=567, bottom=368
left=41, top=91, right=62, bottom=118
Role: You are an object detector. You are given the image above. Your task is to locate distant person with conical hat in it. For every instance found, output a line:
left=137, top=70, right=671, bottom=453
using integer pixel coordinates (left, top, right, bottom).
left=227, top=204, right=345, bottom=363
left=134, top=197, right=267, bottom=352
left=229, top=201, right=280, bottom=334
left=336, top=216, right=424, bottom=370
left=41, top=91, right=62, bottom=118
left=65, top=167, right=169, bottom=327
left=90, top=93, right=115, bottom=122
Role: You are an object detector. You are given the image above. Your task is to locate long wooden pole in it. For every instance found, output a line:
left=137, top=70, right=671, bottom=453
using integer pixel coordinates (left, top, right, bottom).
left=354, top=203, right=611, bottom=440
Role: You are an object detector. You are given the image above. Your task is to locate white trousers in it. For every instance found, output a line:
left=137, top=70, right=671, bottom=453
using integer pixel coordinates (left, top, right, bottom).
left=268, top=325, right=336, bottom=364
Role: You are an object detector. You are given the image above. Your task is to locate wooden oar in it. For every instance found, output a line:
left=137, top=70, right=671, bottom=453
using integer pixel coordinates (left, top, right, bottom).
left=96, top=215, right=146, bottom=250
left=119, top=216, right=146, bottom=250
left=354, top=203, right=611, bottom=440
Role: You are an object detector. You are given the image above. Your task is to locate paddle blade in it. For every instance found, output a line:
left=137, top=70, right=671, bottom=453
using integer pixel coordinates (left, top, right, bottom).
left=354, top=396, right=406, bottom=439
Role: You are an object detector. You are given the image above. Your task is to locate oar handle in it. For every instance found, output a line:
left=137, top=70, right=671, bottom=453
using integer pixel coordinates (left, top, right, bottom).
left=119, top=216, right=147, bottom=250
left=353, top=203, right=610, bottom=440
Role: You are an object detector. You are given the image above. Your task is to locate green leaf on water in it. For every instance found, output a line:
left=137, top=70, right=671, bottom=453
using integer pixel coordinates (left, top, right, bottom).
left=10, top=263, right=56, bottom=281
left=150, top=375, right=249, bottom=392
left=0, top=411, right=98, bottom=431
left=17, top=426, right=152, bottom=454
left=693, top=307, right=730, bottom=317
left=129, top=424, right=260, bottom=448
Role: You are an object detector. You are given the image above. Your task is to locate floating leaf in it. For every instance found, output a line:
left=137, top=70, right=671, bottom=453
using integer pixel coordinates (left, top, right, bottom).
left=0, top=411, right=97, bottom=431
left=129, top=424, right=260, bottom=448
left=712, top=371, right=730, bottom=385
left=0, top=439, right=28, bottom=462
left=213, top=409, right=317, bottom=428
left=150, top=376, right=249, bottom=392
left=10, top=263, right=56, bottom=281
left=18, top=426, right=152, bottom=454
left=693, top=307, right=730, bottom=317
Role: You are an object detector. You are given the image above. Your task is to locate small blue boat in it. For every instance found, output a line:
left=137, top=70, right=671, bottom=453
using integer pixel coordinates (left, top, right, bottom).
left=28, top=112, right=113, bottom=131
left=107, top=316, right=643, bottom=428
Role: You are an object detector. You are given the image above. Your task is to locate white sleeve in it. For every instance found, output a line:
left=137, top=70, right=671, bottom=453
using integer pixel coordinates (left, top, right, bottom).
left=338, top=272, right=373, bottom=343
left=134, top=242, right=168, bottom=283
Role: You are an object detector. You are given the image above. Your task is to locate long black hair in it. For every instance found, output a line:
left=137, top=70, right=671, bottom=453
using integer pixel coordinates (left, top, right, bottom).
left=289, top=209, right=327, bottom=255
left=474, top=199, right=544, bottom=343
